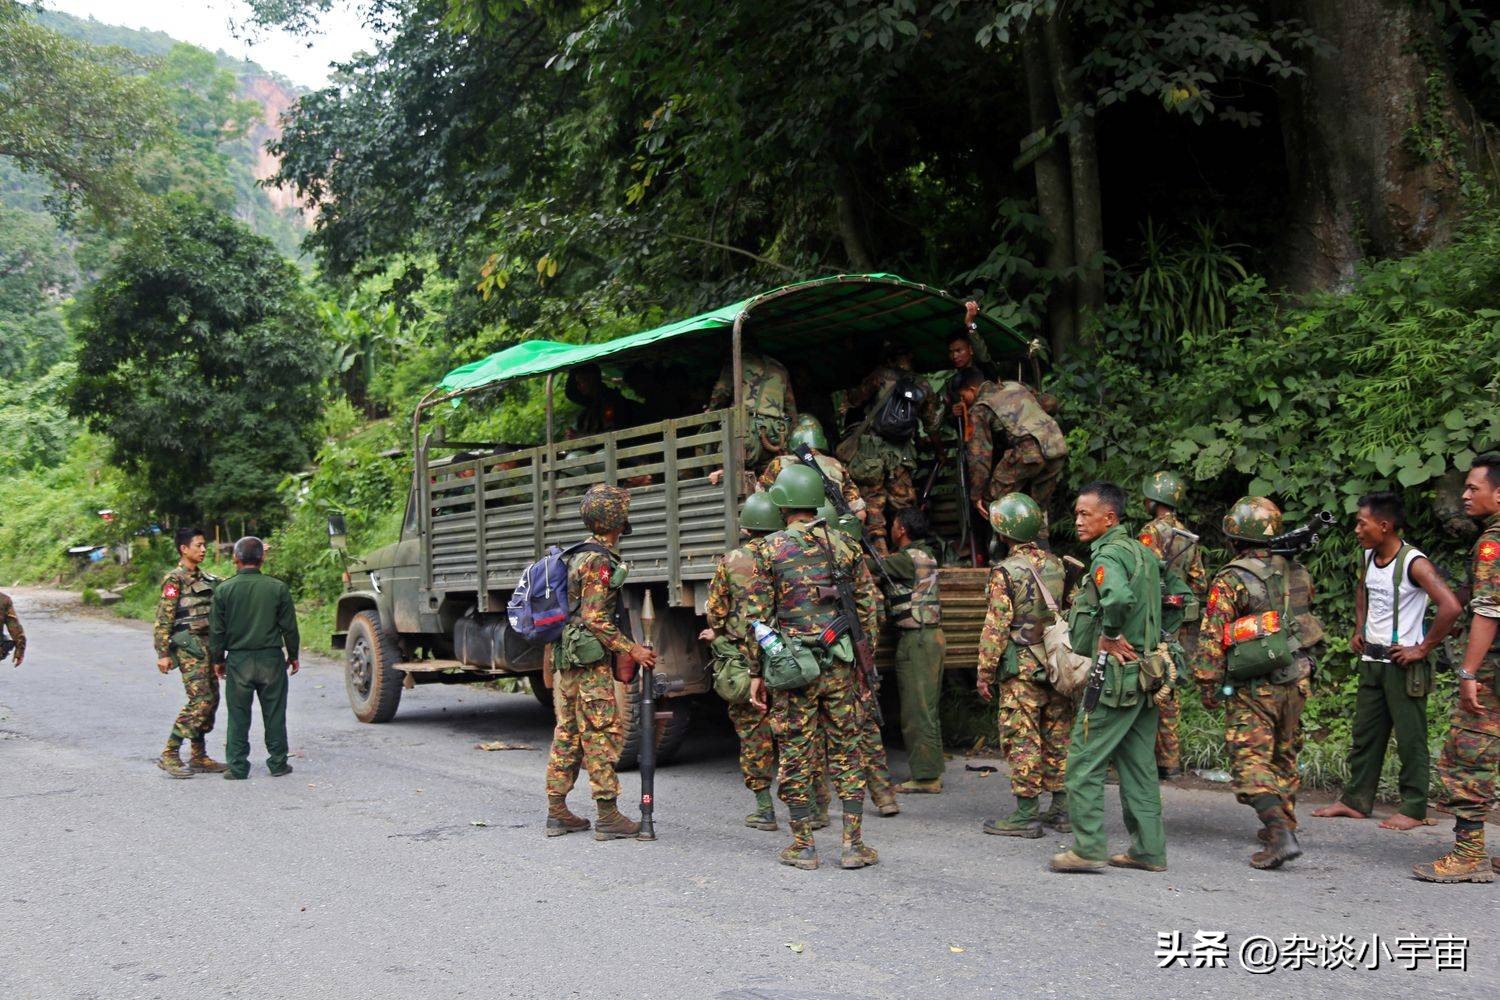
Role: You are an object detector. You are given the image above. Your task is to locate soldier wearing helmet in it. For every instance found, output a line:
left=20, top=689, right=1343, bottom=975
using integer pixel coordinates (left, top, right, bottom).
left=544, top=485, right=657, bottom=842
left=758, top=417, right=866, bottom=520
left=976, top=494, right=1073, bottom=838
left=1192, top=496, right=1325, bottom=871
left=706, top=335, right=798, bottom=470
left=700, top=493, right=784, bottom=832
left=1136, top=471, right=1208, bottom=780
left=747, top=464, right=881, bottom=871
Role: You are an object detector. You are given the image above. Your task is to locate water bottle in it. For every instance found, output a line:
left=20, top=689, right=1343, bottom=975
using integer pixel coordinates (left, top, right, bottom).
left=1220, top=681, right=1235, bottom=699
left=751, top=620, right=785, bottom=656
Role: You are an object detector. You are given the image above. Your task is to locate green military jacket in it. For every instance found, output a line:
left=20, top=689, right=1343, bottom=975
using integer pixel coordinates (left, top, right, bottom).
left=1069, top=524, right=1161, bottom=707
left=208, top=568, right=299, bottom=664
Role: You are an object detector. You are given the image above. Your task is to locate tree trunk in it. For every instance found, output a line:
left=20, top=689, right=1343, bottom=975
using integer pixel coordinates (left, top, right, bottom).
left=1043, top=14, right=1105, bottom=340
left=833, top=162, right=877, bottom=272
left=1022, top=24, right=1075, bottom=360
left=1276, top=0, right=1490, bottom=292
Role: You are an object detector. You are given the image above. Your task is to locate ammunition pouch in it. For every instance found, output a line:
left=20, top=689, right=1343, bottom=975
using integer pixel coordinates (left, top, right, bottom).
left=170, top=630, right=206, bottom=659
left=761, top=632, right=823, bottom=691
left=813, top=615, right=857, bottom=664
left=1223, top=611, right=1295, bottom=681
left=1405, top=658, right=1433, bottom=698
left=559, top=620, right=607, bottom=669
left=709, top=636, right=753, bottom=704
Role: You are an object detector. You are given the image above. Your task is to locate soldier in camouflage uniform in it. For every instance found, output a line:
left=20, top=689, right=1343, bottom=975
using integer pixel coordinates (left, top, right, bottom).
left=748, top=464, right=881, bottom=870
left=0, top=590, right=25, bottom=667
left=1193, top=497, right=1323, bottom=870
left=837, top=341, right=940, bottom=556
left=152, top=527, right=226, bottom=778
left=758, top=418, right=866, bottom=520
left=1136, top=472, right=1208, bottom=779
left=976, top=494, right=1073, bottom=837
left=701, top=493, right=783, bottom=831
left=953, top=370, right=1068, bottom=539
left=544, top=485, right=657, bottom=841
left=1415, top=453, right=1500, bottom=883
left=707, top=339, right=798, bottom=471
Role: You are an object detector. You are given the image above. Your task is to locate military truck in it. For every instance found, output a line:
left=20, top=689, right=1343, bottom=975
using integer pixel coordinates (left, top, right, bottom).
left=330, top=274, right=1027, bottom=764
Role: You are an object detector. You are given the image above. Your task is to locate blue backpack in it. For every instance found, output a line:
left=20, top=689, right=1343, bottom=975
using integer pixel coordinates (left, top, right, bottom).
left=507, top=541, right=608, bottom=643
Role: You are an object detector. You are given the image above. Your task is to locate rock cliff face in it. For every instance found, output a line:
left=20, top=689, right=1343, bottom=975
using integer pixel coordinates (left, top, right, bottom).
left=239, top=71, right=310, bottom=221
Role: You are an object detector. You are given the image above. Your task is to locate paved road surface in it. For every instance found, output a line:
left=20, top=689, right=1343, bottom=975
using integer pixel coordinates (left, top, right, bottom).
left=0, top=589, right=1491, bottom=999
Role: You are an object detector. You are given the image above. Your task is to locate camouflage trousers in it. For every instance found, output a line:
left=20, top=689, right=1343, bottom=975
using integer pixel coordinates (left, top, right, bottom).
left=170, top=646, right=220, bottom=744
left=771, top=662, right=865, bottom=809
left=851, top=442, right=916, bottom=556
left=545, top=661, right=624, bottom=801
left=727, top=700, right=777, bottom=794
left=1437, top=725, right=1499, bottom=823
left=1224, top=678, right=1308, bottom=814
left=999, top=675, right=1074, bottom=798
left=1154, top=685, right=1180, bottom=771
left=857, top=697, right=894, bottom=801
left=986, top=443, right=1065, bottom=538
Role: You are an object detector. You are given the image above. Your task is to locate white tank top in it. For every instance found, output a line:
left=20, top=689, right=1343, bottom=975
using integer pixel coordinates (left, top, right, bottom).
left=1362, top=544, right=1428, bottom=656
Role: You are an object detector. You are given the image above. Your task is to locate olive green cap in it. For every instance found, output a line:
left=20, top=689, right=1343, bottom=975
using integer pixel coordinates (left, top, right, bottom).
left=769, top=463, right=825, bottom=510
left=988, top=493, right=1042, bottom=543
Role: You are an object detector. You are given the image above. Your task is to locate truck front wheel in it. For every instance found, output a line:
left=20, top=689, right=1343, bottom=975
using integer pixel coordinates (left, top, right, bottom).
left=346, top=610, right=404, bottom=723
left=614, top=677, right=692, bottom=771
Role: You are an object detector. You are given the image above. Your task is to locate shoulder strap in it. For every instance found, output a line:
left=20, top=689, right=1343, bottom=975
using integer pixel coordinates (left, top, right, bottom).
left=1389, top=542, right=1412, bottom=645
left=1020, top=556, right=1061, bottom=616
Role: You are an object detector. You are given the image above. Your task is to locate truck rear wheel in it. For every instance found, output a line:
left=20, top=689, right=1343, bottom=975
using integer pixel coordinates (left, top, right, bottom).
left=528, top=672, right=554, bottom=709
left=346, top=610, right=404, bottom=723
left=614, top=677, right=692, bottom=771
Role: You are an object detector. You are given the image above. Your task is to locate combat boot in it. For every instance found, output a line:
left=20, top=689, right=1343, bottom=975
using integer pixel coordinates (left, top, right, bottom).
left=871, top=787, right=901, bottom=817
left=156, top=746, right=193, bottom=779
left=745, top=790, right=778, bottom=831
left=779, top=817, right=819, bottom=870
left=1249, top=808, right=1303, bottom=870
left=1040, top=791, right=1071, bottom=832
left=1412, top=825, right=1492, bottom=884
left=188, top=741, right=227, bottom=774
left=1050, top=850, right=1108, bottom=873
left=545, top=794, right=590, bottom=837
left=840, top=806, right=878, bottom=869
left=983, top=796, right=1042, bottom=838
left=593, top=798, right=642, bottom=841
left=896, top=778, right=942, bottom=794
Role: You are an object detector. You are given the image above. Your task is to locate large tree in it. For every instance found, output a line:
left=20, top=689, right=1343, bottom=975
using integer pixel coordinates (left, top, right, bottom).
left=69, top=198, right=326, bottom=522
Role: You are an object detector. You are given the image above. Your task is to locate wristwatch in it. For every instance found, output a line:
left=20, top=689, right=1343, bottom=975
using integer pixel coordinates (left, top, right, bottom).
left=1457, top=668, right=1479, bottom=681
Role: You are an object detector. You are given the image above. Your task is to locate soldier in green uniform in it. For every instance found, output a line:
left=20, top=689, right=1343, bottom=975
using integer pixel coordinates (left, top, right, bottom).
left=884, top=508, right=946, bottom=794
left=1053, top=482, right=1167, bottom=874
left=700, top=493, right=783, bottom=830
left=707, top=338, right=797, bottom=470
left=1135, top=472, right=1208, bottom=779
left=1192, top=497, right=1323, bottom=870
left=837, top=341, right=940, bottom=556
left=758, top=419, right=866, bottom=521
left=976, top=494, right=1073, bottom=837
left=1415, top=453, right=1500, bottom=883
left=208, top=537, right=300, bottom=781
left=544, top=485, right=657, bottom=840
left=152, top=527, right=226, bottom=778
left=954, top=371, right=1069, bottom=539
left=0, top=590, right=25, bottom=668
left=748, top=464, right=880, bottom=870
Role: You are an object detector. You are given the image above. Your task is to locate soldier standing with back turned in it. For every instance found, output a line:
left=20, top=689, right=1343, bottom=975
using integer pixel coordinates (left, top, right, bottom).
left=153, top=526, right=226, bottom=778
left=0, top=590, right=25, bottom=669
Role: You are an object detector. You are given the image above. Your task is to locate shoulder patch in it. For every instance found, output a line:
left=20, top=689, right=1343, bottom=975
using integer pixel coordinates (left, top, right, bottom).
left=162, top=582, right=180, bottom=600
left=1479, top=540, right=1500, bottom=563
left=1137, top=531, right=1153, bottom=545
left=1093, top=565, right=1106, bottom=586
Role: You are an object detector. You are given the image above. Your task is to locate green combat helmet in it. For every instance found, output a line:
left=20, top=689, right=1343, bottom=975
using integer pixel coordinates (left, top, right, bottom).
left=769, top=463, right=825, bottom=510
left=788, top=418, right=828, bottom=453
left=1222, top=496, right=1283, bottom=543
left=739, top=493, right=785, bottom=533
left=988, top=493, right=1043, bottom=543
left=580, top=484, right=631, bottom=532
left=1143, top=471, right=1185, bottom=509
left=816, top=503, right=861, bottom=539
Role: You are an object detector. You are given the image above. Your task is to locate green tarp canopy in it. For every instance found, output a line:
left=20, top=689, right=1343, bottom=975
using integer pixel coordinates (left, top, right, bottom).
left=436, top=272, right=1031, bottom=397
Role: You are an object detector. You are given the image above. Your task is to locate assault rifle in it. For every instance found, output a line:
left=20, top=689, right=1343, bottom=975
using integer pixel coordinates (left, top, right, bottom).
left=811, top=521, right=884, bottom=727
left=792, top=443, right=895, bottom=590
left=1266, top=510, right=1336, bottom=555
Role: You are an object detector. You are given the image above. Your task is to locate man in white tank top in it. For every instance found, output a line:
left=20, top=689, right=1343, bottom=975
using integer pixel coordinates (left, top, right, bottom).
left=1314, top=493, right=1460, bottom=830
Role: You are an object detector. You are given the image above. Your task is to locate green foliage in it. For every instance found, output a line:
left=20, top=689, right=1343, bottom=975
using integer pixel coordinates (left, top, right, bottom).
left=0, top=205, right=74, bottom=379
left=1126, top=219, right=1248, bottom=362
left=69, top=198, right=327, bottom=522
left=0, top=432, right=132, bottom=584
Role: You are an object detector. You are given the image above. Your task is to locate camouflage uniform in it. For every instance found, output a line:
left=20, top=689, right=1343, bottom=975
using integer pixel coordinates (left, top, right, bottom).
left=153, top=563, right=220, bottom=749
left=1137, top=511, right=1208, bottom=772
left=965, top=382, right=1068, bottom=528
left=545, top=533, right=634, bottom=801
left=977, top=543, right=1073, bottom=799
left=0, top=591, right=25, bottom=662
left=708, top=352, right=797, bottom=469
left=840, top=365, right=939, bottom=555
left=706, top=539, right=777, bottom=794
left=758, top=453, right=865, bottom=516
left=1193, top=550, right=1321, bottom=828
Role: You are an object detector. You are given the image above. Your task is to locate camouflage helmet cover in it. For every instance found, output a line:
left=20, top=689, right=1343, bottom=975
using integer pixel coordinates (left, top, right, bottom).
left=580, top=484, right=631, bottom=532
left=739, top=492, right=785, bottom=533
left=769, top=463, right=826, bottom=510
left=1222, top=496, right=1283, bottom=542
left=787, top=420, right=828, bottom=453
left=989, top=492, right=1043, bottom=543
left=1142, top=470, right=1185, bottom=508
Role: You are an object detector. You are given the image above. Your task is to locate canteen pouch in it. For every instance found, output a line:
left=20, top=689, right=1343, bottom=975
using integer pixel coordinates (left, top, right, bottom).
left=1223, top=611, right=1294, bottom=681
left=710, top=636, right=753, bottom=704
left=1404, top=657, right=1433, bottom=699
left=171, top=630, right=205, bottom=659
left=559, top=620, right=607, bottom=669
left=1139, top=643, right=1175, bottom=694
left=762, top=632, right=822, bottom=691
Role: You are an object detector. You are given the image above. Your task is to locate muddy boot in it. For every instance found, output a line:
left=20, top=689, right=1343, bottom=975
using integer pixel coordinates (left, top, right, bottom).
left=188, top=741, right=227, bottom=774
left=779, top=816, right=819, bottom=870
left=593, top=798, right=641, bottom=841
left=1413, top=823, right=1493, bottom=884
left=1050, top=849, right=1108, bottom=873
left=1040, top=791, right=1071, bottom=832
left=840, top=804, right=878, bottom=869
left=745, top=790, right=778, bottom=831
left=1250, top=805, right=1303, bottom=870
left=896, top=778, right=942, bottom=794
left=871, top=786, right=901, bottom=817
left=156, top=745, right=193, bottom=779
left=984, top=796, right=1042, bottom=838
left=545, top=794, right=590, bottom=837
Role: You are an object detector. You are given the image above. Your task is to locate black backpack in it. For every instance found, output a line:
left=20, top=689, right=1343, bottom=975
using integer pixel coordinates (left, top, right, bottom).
left=871, top=376, right=926, bottom=442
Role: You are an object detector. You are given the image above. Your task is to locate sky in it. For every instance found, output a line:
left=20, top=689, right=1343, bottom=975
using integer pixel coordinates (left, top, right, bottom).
left=44, top=0, right=382, bottom=89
